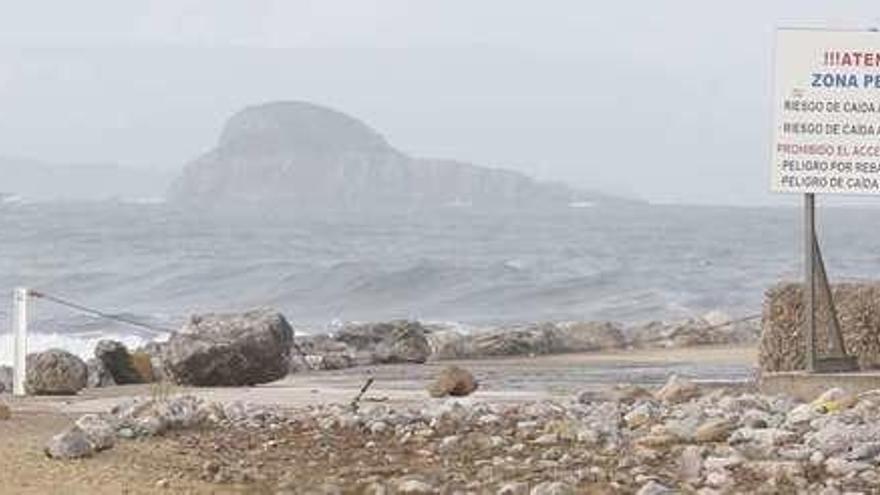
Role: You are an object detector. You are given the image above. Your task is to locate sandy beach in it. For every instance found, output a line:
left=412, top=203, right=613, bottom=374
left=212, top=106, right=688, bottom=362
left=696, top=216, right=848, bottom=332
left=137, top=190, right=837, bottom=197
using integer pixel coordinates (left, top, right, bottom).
left=0, top=346, right=756, bottom=494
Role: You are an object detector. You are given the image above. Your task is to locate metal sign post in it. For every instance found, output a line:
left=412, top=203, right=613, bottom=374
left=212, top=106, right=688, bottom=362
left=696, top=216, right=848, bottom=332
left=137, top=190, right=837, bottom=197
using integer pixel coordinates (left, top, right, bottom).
left=802, top=194, right=858, bottom=372
left=804, top=193, right=816, bottom=372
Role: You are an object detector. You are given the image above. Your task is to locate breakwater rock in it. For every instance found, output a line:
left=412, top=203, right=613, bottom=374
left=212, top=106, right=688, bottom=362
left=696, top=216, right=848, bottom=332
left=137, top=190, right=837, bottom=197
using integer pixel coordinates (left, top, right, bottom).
left=163, top=309, right=294, bottom=386
left=288, top=313, right=758, bottom=374
left=75, top=311, right=756, bottom=389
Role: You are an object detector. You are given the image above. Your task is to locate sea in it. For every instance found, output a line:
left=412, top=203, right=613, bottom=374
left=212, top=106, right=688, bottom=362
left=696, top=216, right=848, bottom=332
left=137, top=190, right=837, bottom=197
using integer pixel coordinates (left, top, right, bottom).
left=0, top=200, right=876, bottom=364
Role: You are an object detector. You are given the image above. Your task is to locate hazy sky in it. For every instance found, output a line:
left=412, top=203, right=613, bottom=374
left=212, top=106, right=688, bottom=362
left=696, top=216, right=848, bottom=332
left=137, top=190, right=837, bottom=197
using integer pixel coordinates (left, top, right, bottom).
left=0, top=1, right=877, bottom=205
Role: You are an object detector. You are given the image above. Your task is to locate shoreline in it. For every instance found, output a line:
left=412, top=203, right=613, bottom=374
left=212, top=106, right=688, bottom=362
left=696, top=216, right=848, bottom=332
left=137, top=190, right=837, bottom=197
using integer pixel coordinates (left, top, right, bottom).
left=12, top=344, right=757, bottom=415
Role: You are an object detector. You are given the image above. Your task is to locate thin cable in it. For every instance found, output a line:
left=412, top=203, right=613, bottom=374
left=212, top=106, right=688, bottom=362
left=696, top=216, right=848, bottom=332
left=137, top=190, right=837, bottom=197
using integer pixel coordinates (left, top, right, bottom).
left=700, top=313, right=762, bottom=332
left=30, top=290, right=315, bottom=368
left=29, top=290, right=176, bottom=334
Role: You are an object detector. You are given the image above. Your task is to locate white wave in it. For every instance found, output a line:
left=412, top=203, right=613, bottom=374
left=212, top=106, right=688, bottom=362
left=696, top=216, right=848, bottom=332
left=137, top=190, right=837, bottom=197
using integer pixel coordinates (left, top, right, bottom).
left=0, top=194, right=24, bottom=204
left=422, top=320, right=480, bottom=335
left=503, top=259, right=526, bottom=271
left=0, top=331, right=166, bottom=366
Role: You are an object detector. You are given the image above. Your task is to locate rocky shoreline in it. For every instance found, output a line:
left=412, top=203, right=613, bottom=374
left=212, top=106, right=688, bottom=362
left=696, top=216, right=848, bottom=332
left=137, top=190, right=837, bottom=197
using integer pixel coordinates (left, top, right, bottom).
left=0, top=308, right=758, bottom=395
left=295, top=311, right=759, bottom=373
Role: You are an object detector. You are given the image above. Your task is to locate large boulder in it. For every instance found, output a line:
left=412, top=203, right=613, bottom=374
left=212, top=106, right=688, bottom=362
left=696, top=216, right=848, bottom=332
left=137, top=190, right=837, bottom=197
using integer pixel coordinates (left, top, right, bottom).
left=94, top=340, right=148, bottom=384
left=423, top=324, right=471, bottom=360
left=549, top=321, right=627, bottom=353
left=467, top=324, right=557, bottom=357
left=137, top=342, right=167, bottom=382
left=438, top=321, right=626, bottom=359
left=289, top=335, right=356, bottom=372
left=334, top=320, right=431, bottom=364
left=655, top=375, right=701, bottom=404
left=163, top=309, right=293, bottom=386
left=628, top=311, right=760, bottom=349
left=86, top=358, right=116, bottom=388
left=26, top=349, right=88, bottom=395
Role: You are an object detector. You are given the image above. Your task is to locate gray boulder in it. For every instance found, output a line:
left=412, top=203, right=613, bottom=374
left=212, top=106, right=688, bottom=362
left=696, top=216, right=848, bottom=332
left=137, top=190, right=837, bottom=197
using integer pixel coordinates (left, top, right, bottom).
left=468, top=324, right=556, bottom=357
left=289, top=335, right=356, bottom=372
left=627, top=311, right=759, bottom=349
left=114, top=395, right=214, bottom=437
left=163, top=309, right=293, bottom=386
left=137, top=341, right=168, bottom=382
left=446, top=321, right=626, bottom=359
left=423, top=325, right=470, bottom=360
left=334, top=320, right=431, bottom=364
left=86, top=358, right=116, bottom=388
left=547, top=321, right=627, bottom=353
left=26, top=349, right=88, bottom=395
left=94, top=340, right=144, bottom=384
left=74, top=414, right=116, bottom=451
left=45, top=426, right=95, bottom=459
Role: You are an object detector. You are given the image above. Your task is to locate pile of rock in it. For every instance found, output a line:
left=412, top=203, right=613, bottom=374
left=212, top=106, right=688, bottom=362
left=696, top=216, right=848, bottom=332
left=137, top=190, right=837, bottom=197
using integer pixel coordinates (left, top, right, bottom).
left=428, top=321, right=628, bottom=360
left=45, top=394, right=284, bottom=459
left=283, top=380, right=880, bottom=493
left=289, top=334, right=357, bottom=372
left=46, top=375, right=880, bottom=493
left=293, top=313, right=757, bottom=370
left=333, top=320, right=432, bottom=364
left=626, top=310, right=760, bottom=350
left=760, top=282, right=880, bottom=372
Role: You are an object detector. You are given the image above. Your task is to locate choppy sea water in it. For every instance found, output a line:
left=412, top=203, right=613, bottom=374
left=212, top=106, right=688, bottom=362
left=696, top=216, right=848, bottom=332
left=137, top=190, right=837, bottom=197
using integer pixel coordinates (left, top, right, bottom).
left=0, top=201, right=876, bottom=363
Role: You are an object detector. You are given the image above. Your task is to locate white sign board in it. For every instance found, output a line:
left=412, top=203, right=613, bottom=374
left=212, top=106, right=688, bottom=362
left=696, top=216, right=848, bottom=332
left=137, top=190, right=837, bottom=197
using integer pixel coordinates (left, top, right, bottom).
left=773, top=29, right=880, bottom=194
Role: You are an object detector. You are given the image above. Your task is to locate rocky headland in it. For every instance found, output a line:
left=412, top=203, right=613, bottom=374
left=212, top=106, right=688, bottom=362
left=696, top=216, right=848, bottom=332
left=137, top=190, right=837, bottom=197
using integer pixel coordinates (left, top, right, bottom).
left=168, top=101, right=625, bottom=211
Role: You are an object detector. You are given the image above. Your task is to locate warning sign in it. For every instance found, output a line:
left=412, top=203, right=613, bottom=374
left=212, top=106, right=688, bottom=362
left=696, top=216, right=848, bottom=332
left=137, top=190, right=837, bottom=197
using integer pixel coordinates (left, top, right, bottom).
left=772, top=29, right=880, bottom=194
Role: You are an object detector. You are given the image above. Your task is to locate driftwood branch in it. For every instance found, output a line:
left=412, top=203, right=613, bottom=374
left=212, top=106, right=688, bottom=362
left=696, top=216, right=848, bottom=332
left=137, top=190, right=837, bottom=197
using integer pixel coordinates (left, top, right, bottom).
left=350, top=377, right=375, bottom=411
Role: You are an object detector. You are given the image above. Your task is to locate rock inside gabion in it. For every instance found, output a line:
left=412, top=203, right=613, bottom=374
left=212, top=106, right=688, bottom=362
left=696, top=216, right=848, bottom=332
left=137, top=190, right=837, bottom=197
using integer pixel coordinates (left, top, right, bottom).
left=759, top=282, right=880, bottom=372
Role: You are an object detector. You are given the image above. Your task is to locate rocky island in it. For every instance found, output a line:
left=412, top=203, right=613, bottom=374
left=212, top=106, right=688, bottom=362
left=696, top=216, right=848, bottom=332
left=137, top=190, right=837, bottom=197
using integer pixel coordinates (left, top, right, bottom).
left=168, top=101, right=620, bottom=211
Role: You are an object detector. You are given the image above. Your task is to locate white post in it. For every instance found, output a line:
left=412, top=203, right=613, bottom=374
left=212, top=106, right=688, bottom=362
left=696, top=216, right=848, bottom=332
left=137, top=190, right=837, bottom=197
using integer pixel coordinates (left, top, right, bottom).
left=13, top=288, right=28, bottom=397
